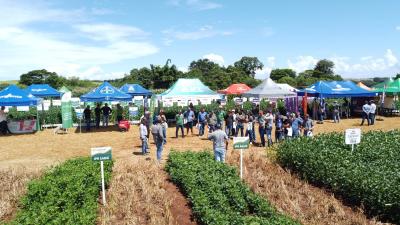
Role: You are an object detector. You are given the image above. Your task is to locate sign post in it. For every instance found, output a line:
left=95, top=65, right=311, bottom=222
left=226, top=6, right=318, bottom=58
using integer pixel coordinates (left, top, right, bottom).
left=345, top=128, right=361, bottom=152
left=233, top=137, right=250, bottom=179
left=91, top=147, right=112, bottom=205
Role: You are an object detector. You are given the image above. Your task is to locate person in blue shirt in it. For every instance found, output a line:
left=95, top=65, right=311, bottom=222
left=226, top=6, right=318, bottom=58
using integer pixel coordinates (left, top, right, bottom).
left=275, top=114, right=284, bottom=143
left=291, top=113, right=303, bottom=138
left=184, top=107, right=195, bottom=135
left=197, top=108, right=208, bottom=136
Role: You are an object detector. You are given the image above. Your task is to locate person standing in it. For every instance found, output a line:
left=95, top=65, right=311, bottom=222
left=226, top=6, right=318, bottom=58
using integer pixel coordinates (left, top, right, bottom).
left=258, top=111, right=266, bottom=147
left=139, top=118, right=148, bottom=155
left=303, top=114, right=314, bottom=137
left=317, top=99, right=325, bottom=124
left=361, top=100, right=371, bottom=126
left=116, top=103, right=124, bottom=124
left=159, top=109, right=167, bottom=141
left=275, top=114, right=284, bottom=143
left=197, top=108, right=208, bottom=136
left=101, top=103, right=112, bottom=126
left=333, top=101, right=340, bottom=123
left=94, top=103, right=101, bottom=129
left=207, top=111, right=217, bottom=133
left=83, top=105, right=91, bottom=132
left=291, top=113, right=303, bottom=138
left=175, top=110, right=185, bottom=138
left=208, top=124, right=229, bottom=162
left=369, top=100, right=376, bottom=125
left=0, top=106, right=11, bottom=135
left=217, top=106, right=226, bottom=130
left=151, top=116, right=166, bottom=162
left=265, top=111, right=274, bottom=146
left=245, top=113, right=255, bottom=143
left=225, top=110, right=234, bottom=138
left=235, top=110, right=245, bottom=137
left=185, top=107, right=195, bottom=135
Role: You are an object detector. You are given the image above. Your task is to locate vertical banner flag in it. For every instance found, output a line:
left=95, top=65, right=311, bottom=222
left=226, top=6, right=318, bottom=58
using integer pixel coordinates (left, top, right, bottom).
left=60, top=86, right=73, bottom=129
left=302, top=91, right=308, bottom=115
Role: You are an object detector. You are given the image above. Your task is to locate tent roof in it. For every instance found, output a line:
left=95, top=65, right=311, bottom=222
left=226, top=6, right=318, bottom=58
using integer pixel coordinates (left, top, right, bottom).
left=242, top=78, right=296, bottom=98
left=357, top=82, right=371, bottom=91
left=277, top=83, right=299, bottom=92
left=218, top=83, right=251, bottom=95
left=0, top=85, right=41, bottom=106
left=25, top=84, right=60, bottom=97
left=373, top=78, right=400, bottom=93
left=80, top=81, right=132, bottom=102
left=120, top=84, right=152, bottom=96
left=159, top=78, right=220, bottom=98
left=298, top=81, right=377, bottom=97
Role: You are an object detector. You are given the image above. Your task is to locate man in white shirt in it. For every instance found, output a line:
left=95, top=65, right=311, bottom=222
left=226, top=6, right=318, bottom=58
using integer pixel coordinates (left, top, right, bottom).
left=361, top=101, right=371, bottom=126
left=0, top=106, right=11, bottom=134
left=369, top=100, right=377, bottom=125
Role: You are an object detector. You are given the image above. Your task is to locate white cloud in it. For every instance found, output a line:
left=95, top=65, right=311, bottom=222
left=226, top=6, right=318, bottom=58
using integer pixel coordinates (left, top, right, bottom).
left=163, top=25, right=232, bottom=40
left=178, top=66, right=189, bottom=73
left=396, top=26, right=400, bottom=31
left=385, top=49, right=398, bottom=66
left=287, top=56, right=318, bottom=72
left=75, top=23, right=149, bottom=41
left=255, top=56, right=275, bottom=79
left=203, top=53, right=224, bottom=65
left=168, top=0, right=222, bottom=10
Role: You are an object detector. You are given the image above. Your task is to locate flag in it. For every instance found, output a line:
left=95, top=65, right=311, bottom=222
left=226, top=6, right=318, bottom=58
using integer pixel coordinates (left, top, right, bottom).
left=60, top=86, right=73, bottom=129
left=302, top=91, right=308, bottom=115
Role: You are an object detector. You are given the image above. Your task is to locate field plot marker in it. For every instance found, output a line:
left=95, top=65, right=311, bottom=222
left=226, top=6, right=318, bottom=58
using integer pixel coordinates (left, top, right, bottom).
left=345, top=128, right=361, bottom=152
left=91, top=147, right=112, bottom=205
left=233, top=137, right=250, bottom=179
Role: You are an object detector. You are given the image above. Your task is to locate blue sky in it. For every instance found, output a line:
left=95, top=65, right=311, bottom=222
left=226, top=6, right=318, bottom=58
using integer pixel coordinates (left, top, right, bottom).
left=0, top=0, right=399, bottom=81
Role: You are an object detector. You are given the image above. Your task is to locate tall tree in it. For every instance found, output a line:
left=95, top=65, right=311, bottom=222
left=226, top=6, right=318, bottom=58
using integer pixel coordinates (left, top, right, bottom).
left=233, top=56, right=263, bottom=78
left=270, top=68, right=296, bottom=81
left=19, top=69, right=65, bottom=88
left=313, top=59, right=334, bottom=78
left=395, top=73, right=400, bottom=80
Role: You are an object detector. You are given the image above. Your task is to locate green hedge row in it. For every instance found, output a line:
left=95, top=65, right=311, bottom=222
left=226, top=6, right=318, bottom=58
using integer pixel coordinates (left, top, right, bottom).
left=8, top=158, right=113, bottom=225
left=277, top=131, right=400, bottom=224
left=166, top=151, right=300, bottom=225
left=7, top=106, right=79, bottom=124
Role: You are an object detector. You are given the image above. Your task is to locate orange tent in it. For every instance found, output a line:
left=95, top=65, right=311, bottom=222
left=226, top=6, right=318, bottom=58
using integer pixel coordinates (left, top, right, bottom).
left=357, top=82, right=372, bottom=91
left=218, top=83, right=251, bottom=95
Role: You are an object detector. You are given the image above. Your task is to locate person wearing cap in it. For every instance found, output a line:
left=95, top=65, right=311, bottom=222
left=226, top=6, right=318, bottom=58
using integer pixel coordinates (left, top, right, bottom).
left=208, top=124, right=229, bottom=162
left=151, top=116, right=166, bottom=162
left=333, top=101, right=340, bottom=123
left=369, top=100, right=376, bottom=125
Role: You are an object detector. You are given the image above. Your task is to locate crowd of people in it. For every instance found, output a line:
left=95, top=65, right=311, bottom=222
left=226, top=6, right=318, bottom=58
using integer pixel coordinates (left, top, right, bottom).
left=83, top=103, right=123, bottom=131
left=139, top=104, right=316, bottom=163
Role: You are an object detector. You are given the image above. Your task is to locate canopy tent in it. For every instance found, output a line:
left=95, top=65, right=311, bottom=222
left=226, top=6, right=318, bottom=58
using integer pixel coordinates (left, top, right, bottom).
left=120, top=84, right=153, bottom=97
left=297, top=81, right=377, bottom=98
left=373, top=78, right=400, bottom=94
left=0, top=85, right=41, bottom=106
left=218, top=83, right=251, bottom=95
left=159, top=78, right=221, bottom=105
left=357, top=82, right=372, bottom=91
left=25, top=84, right=61, bottom=98
left=242, top=78, right=296, bottom=98
left=80, top=81, right=132, bottom=102
left=277, top=83, right=299, bottom=92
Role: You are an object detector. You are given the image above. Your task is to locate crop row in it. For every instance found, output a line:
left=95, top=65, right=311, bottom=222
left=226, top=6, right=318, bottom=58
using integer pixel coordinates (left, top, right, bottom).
left=8, top=158, right=113, bottom=225
left=277, top=131, right=400, bottom=224
left=166, top=151, right=300, bottom=225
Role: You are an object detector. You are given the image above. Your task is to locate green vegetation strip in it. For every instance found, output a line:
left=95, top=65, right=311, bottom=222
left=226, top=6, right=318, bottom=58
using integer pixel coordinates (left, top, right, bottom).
left=277, top=131, right=400, bottom=224
left=166, top=151, right=300, bottom=225
left=8, top=158, right=113, bottom=225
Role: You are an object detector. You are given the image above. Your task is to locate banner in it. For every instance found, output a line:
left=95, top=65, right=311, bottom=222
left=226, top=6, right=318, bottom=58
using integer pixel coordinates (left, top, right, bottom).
left=9, top=120, right=37, bottom=134
left=60, top=86, right=73, bottom=129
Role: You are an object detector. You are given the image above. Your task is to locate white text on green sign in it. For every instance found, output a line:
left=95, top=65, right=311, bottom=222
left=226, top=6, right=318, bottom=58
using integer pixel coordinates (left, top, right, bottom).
left=91, top=147, right=112, bottom=161
left=233, top=137, right=250, bottom=149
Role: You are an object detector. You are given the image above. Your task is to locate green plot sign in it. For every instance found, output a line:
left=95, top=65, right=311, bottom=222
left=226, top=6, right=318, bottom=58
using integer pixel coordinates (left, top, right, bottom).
left=91, top=147, right=112, bottom=161
left=233, top=137, right=250, bottom=149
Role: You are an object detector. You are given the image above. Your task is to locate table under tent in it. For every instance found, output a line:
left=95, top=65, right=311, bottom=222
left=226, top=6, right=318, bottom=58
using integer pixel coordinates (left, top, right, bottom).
left=373, top=78, right=400, bottom=116
left=297, top=81, right=378, bottom=119
left=79, top=81, right=132, bottom=132
left=0, top=85, right=42, bottom=134
left=158, top=78, right=222, bottom=107
left=242, top=78, right=297, bottom=113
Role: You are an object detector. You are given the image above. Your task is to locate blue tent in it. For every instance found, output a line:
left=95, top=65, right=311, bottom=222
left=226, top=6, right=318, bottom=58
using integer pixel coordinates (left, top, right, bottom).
left=120, top=84, right=152, bottom=96
left=80, top=81, right=132, bottom=102
left=25, top=84, right=61, bottom=98
left=297, top=81, right=377, bottom=98
left=0, top=85, right=41, bottom=106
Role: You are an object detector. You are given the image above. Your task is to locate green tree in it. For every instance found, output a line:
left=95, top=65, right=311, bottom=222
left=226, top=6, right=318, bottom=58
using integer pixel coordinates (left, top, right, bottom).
left=19, top=69, right=65, bottom=88
left=233, top=56, right=264, bottom=78
left=277, top=76, right=297, bottom=87
left=395, top=73, right=400, bottom=80
left=314, top=59, right=335, bottom=76
left=270, top=68, right=296, bottom=81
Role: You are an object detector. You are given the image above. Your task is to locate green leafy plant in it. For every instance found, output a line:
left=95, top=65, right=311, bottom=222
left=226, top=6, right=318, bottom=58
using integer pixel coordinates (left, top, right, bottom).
left=166, top=151, right=300, bottom=225
left=277, top=131, right=400, bottom=224
left=8, top=157, right=113, bottom=225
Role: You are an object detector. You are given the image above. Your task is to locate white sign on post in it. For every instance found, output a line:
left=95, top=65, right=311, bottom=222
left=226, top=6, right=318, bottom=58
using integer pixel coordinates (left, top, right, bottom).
left=91, top=147, right=112, bottom=205
left=345, top=128, right=361, bottom=152
left=233, top=137, right=250, bottom=179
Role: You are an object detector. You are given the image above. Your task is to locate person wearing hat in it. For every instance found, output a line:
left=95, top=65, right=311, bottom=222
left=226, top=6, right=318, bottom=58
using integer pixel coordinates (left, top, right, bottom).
left=151, top=116, right=166, bottom=162
left=369, top=100, right=376, bottom=125
left=208, top=123, right=229, bottom=162
left=333, top=101, right=340, bottom=123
